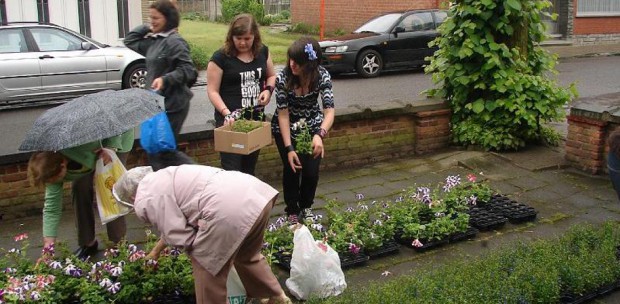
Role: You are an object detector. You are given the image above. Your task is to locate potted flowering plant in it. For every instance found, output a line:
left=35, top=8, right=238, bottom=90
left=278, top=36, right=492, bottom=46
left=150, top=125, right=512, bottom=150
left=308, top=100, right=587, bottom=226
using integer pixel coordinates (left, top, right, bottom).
left=291, top=118, right=313, bottom=155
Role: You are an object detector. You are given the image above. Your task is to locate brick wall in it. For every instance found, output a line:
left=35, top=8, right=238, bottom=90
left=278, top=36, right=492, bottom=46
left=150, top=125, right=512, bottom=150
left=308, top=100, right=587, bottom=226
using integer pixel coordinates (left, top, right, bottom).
left=565, top=93, right=620, bottom=174
left=291, top=0, right=443, bottom=34
left=0, top=101, right=450, bottom=220
left=565, top=115, right=607, bottom=174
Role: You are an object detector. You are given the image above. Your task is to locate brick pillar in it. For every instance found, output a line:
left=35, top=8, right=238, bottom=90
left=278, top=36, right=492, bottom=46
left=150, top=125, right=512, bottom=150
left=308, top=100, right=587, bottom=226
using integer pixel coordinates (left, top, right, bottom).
left=566, top=115, right=607, bottom=174
left=413, top=109, right=451, bottom=154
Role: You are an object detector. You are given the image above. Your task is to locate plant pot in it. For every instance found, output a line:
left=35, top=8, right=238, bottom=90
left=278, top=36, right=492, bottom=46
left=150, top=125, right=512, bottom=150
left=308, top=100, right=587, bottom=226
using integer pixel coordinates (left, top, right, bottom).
left=449, top=226, right=479, bottom=243
left=394, top=231, right=449, bottom=252
left=468, top=207, right=507, bottom=231
left=365, top=239, right=400, bottom=259
left=338, top=251, right=370, bottom=269
left=273, top=251, right=292, bottom=271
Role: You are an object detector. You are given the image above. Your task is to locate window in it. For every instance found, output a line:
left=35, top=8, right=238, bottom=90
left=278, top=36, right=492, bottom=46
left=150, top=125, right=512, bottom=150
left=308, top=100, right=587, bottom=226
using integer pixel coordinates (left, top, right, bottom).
left=78, top=0, right=91, bottom=37
left=399, top=12, right=435, bottom=32
left=37, top=0, right=50, bottom=23
left=1, top=0, right=7, bottom=25
left=0, top=29, right=28, bottom=53
left=30, top=28, right=83, bottom=52
left=117, top=0, right=130, bottom=38
left=434, top=11, right=448, bottom=27
left=577, top=0, right=620, bottom=16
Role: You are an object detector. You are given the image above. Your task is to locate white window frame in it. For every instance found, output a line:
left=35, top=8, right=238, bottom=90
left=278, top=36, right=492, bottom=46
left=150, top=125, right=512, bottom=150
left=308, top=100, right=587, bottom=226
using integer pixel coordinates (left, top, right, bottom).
left=577, top=0, right=620, bottom=17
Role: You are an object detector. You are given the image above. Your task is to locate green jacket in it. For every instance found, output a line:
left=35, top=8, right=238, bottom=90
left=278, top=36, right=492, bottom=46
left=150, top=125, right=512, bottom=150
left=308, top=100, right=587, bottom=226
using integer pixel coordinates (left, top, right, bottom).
left=42, top=131, right=134, bottom=238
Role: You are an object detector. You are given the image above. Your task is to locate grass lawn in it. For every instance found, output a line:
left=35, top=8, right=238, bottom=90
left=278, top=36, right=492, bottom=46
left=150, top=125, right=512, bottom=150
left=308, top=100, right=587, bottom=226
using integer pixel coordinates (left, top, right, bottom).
left=179, top=19, right=315, bottom=67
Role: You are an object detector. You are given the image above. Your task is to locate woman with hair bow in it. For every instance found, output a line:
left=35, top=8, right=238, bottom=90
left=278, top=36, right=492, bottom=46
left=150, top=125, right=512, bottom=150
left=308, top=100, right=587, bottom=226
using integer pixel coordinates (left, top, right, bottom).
left=271, top=37, right=335, bottom=224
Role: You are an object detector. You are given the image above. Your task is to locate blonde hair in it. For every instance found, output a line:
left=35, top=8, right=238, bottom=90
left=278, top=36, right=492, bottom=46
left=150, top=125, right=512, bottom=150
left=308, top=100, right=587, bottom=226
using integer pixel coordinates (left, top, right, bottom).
left=28, top=151, right=66, bottom=187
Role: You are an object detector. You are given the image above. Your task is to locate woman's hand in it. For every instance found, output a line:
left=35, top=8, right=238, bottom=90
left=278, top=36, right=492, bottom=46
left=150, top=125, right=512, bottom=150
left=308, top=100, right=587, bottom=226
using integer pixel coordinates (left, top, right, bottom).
left=288, top=151, right=302, bottom=173
left=312, top=135, right=324, bottom=159
left=258, top=90, right=272, bottom=107
left=223, top=116, right=235, bottom=126
left=95, top=149, right=115, bottom=165
left=151, top=77, right=164, bottom=91
left=146, top=238, right=167, bottom=260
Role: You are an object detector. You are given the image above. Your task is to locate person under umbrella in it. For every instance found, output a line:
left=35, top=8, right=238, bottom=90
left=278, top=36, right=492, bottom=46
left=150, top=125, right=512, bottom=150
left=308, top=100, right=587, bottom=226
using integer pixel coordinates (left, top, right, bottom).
left=113, top=165, right=292, bottom=304
left=27, top=132, right=133, bottom=260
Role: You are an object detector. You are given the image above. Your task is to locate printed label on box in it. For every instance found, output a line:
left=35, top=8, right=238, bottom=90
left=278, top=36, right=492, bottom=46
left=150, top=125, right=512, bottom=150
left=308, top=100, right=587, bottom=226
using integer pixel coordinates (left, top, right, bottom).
left=232, top=144, right=245, bottom=149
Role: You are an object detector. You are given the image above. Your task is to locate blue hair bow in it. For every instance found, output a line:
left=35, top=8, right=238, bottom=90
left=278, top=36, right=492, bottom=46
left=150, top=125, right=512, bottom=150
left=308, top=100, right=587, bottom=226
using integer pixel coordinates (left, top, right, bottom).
left=304, top=43, right=318, bottom=61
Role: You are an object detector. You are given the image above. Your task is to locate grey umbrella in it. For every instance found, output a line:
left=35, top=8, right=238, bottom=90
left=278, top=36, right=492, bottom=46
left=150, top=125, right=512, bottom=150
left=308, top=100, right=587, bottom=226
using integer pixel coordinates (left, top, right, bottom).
left=19, top=88, right=164, bottom=151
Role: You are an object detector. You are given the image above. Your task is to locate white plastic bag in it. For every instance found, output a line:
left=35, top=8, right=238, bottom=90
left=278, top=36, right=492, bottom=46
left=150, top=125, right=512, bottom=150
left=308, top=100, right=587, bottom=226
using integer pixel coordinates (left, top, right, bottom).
left=285, top=225, right=347, bottom=300
left=227, top=266, right=246, bottom=304
left=94, top=148, right=130, bottom=225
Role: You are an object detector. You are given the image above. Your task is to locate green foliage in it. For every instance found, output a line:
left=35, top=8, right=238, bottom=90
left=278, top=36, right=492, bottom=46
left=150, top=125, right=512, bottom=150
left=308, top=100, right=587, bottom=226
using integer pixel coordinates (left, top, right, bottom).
left=287, top=22, right=320, bottom=35
left=292, top=119, right=313, bottom=155
left=186, top=40, right=209, bottom=70
left=221, top=0, right=265, bottom=24
left=425, top=0, right=576, bottom=150
left=181, top=12, right=209, bottom=22
left=230, top=107, right=265, bottom=133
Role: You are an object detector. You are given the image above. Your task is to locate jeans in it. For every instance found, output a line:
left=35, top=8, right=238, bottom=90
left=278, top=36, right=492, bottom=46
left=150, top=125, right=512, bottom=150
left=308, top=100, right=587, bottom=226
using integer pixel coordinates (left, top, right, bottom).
left=274, top=135, right=322, bottom=216
left=608, top=152, right=620, bottom=201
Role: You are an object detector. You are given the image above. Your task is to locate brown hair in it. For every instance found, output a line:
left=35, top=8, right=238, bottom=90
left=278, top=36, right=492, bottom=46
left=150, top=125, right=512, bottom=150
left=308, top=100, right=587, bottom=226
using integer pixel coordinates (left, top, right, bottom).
left=149, top=0, right=180, bottom=32
left=223, top=14, right=263, bottom=57
left=28, top=151, right=66, bottom=187
left=283, top=36, right=322, bottom=93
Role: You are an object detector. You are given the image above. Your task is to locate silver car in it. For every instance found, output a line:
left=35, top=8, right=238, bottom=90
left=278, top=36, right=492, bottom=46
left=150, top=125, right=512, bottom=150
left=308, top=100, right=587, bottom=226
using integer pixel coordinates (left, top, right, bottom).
left=0, top=22, right=146, bottom=106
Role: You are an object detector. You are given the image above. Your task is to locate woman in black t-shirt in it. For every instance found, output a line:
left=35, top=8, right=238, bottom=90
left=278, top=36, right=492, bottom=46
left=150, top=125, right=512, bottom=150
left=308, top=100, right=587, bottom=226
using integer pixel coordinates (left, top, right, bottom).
left=207, top=14, right=276, bottom=175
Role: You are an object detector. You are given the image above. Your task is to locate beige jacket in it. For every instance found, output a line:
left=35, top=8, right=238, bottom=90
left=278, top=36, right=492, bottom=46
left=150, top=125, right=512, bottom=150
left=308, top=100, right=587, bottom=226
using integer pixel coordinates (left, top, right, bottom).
left=134, top=165, right=278, bottom=276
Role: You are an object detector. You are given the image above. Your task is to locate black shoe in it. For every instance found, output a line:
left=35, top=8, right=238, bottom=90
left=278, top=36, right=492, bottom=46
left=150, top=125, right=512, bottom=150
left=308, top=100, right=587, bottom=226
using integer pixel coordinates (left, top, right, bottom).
left=74, top=240, right=98, bottom=260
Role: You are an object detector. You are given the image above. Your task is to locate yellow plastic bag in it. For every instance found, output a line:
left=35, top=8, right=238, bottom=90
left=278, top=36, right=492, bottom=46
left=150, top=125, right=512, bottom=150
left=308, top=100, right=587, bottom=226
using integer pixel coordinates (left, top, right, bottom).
left=94, top=148, right=130, bottom=225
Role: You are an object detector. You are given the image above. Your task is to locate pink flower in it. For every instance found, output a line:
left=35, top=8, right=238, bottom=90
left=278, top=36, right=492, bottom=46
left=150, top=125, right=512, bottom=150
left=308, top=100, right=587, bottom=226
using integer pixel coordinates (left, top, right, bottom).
left=411, top=239, right=424, bottom=248
left=129, top=250, right=146, bottom=262
left=467, top=173, right=477, bottom=182
left=348, top=243, right=360, bottom=254
left=13, top=233, right=28, bottom=242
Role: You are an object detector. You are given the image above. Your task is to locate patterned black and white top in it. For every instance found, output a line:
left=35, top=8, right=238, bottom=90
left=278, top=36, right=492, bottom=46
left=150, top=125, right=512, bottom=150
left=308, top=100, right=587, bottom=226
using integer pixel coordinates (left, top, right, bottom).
left=271, top=66, right=335, bottom=138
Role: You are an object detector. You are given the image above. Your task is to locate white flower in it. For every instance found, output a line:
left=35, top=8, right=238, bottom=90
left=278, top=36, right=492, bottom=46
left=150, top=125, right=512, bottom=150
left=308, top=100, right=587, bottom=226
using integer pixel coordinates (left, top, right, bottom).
left=109, top=266, right=123, bottom=277
left=99, top=278, right=112, bottom=288
left=381, top=270, right=392, bottom=277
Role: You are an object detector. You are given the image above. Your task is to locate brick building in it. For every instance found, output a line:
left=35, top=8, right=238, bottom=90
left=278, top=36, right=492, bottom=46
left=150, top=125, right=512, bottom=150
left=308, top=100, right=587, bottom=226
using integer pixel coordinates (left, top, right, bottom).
left=291, top=0, right=445, bottom=34
left=291, top=0, right=620, bottom=45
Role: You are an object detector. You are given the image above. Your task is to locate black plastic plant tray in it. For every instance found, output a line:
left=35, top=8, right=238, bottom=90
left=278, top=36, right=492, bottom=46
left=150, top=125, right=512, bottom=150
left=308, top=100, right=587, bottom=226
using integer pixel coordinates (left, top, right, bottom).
left=505, top=208, right=538, bottom=224
left=560, top=280, right=620, bottom=304
left=470, top=214, right=507, bottom=231
left=273, top=251, right=292, bottom=271
left=365, top=239, right=400, bottom=259
left=449, top=227, right=479, bottom=243
left=273, top=250, right=369, bottom=270
left=339, top=252, right=370, bottom=269
left=394, top=232, right=449, bottom=252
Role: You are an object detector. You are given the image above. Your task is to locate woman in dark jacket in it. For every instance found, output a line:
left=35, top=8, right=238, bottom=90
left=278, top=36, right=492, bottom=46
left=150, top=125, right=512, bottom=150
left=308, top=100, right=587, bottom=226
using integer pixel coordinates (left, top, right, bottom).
left=124, top=0, right=196, bottom=170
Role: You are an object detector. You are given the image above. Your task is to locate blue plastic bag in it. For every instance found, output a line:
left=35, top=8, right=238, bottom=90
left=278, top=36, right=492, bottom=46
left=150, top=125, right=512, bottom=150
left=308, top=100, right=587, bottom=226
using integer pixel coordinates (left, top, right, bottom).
left=140, top=112, right=177, bottom=154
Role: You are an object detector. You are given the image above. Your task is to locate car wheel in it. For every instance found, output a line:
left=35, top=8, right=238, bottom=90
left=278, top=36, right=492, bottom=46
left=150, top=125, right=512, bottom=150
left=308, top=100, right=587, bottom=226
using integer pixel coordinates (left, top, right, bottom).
left=123, top=63, right=147, bottom=89
left=356, top=49, right=382, bottom=78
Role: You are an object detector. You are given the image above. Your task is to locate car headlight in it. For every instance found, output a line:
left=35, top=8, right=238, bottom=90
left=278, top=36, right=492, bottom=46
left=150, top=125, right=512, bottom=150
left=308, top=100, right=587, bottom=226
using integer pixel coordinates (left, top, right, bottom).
left=324, top=46, right=348, bottom=53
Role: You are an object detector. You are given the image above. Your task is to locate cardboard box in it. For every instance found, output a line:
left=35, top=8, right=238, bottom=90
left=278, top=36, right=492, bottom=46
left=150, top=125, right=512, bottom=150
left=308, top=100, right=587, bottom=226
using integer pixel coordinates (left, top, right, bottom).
left=214, top=121, right=272, bottom=155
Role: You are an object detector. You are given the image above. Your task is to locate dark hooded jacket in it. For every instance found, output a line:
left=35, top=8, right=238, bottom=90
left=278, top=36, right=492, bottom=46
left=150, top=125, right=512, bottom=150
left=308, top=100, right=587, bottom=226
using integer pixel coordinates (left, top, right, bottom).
left=124, top=25, right=197, bottom=115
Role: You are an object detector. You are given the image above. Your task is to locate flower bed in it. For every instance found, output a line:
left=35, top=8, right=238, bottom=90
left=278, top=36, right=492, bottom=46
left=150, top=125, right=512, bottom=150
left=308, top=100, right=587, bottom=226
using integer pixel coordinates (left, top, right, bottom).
left=0, top=231, right=194, bottom=303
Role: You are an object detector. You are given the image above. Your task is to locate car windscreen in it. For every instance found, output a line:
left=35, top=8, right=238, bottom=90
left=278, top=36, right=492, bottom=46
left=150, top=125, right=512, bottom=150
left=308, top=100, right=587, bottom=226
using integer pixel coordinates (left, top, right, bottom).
left=354, top=13, right=403, bottom=34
